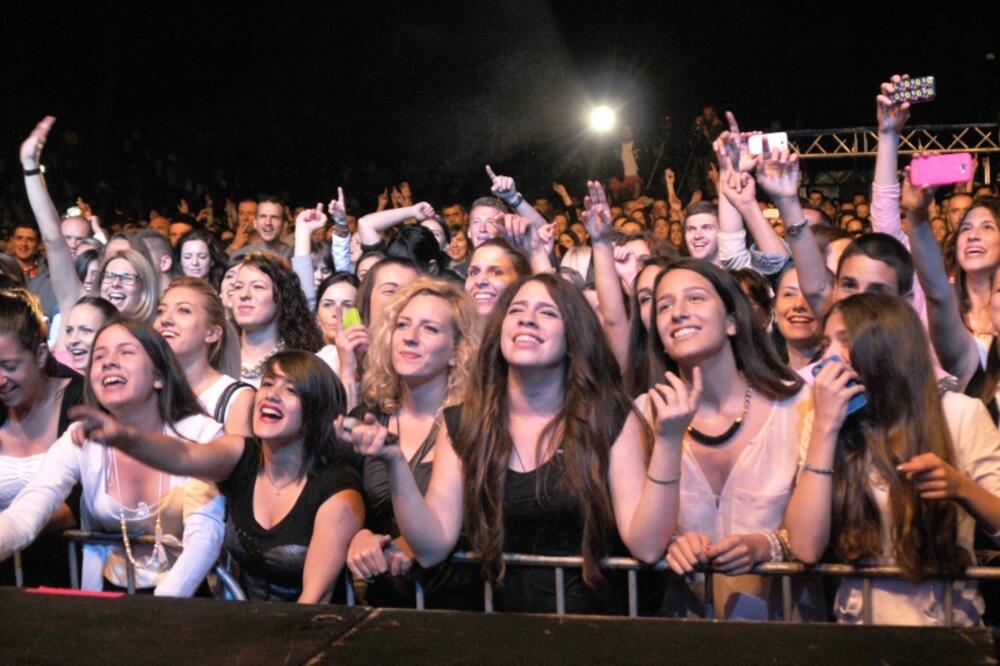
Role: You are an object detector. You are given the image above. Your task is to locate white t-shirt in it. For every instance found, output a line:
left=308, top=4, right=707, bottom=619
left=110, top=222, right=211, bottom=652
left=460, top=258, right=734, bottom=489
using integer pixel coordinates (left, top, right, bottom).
left=0, top=413, right=225, bottom=596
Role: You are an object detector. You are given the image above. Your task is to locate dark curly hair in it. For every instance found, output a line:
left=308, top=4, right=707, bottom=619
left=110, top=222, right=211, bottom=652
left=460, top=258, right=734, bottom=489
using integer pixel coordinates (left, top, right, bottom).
left=238, top=253, right=323, bottom=352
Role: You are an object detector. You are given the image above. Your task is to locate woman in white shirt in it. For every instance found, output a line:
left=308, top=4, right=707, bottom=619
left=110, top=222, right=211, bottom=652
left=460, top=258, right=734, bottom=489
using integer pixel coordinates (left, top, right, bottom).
left=154, top=277, right=254, bottom=436
left=786, top=293, right=1000, bottom=625
left=0, top=320, right=225, bottom=595
left=610, top=258, right=811, bottom=620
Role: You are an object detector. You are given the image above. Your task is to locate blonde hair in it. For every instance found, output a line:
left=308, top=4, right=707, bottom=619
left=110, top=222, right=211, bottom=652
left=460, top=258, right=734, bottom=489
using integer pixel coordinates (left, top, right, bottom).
left=362, top=277, right=481, bottom=414
left=97, top=249, right=160, bottom=323
left=164, top=276, right=242, bottom=378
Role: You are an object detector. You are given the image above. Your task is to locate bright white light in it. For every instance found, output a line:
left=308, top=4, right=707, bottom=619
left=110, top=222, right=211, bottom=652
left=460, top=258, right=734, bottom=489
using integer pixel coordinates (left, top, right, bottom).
left=589, top=106, right=616, bottom=133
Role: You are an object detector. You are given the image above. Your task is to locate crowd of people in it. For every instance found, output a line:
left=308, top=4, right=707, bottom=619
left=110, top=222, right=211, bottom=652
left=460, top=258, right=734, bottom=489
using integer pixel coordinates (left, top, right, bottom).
left=1, top=75, right=1000, bottom=626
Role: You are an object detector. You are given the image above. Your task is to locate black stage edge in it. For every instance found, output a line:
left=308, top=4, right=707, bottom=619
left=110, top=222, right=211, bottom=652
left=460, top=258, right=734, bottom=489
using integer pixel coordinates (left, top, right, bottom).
left=0, top=589, right=994, bottom=665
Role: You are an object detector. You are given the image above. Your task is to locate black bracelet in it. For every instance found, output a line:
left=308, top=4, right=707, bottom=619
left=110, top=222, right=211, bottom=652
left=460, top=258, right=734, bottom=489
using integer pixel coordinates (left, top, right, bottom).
left=23, top=166, right=42, bottom=176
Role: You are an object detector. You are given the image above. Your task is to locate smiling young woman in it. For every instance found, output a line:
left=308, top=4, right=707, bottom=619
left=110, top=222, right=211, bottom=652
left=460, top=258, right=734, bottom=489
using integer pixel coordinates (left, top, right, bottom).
left=346, top=277, right=480, bottom=607
left=155, top=277, right=254, bottom=437
left=610, top=258, right=814, bottom=620
left=67, top=350, right=364, bottom=603
left=0, top=289, right=85, bottom=587
left=343, top=273, right=638, bottom=614
left=0, top=320, right=225, bottom=595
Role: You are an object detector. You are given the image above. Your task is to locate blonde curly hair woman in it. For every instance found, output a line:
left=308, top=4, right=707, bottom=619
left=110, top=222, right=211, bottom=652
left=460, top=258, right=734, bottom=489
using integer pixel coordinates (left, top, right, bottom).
left=348, top=277, right=481, bottom=607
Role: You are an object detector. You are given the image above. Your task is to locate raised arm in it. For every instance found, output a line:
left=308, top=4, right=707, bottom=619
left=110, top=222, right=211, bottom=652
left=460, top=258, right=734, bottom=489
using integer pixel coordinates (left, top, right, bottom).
left=756, top=148, right=832, bottom=317
left=69, top=406, right=245, bottom=482
left=20, top=117, right=84, bottom=316
left=784, top=360, right=865, bottom=563
left=293, top=203, right=329, bottom=309
left=339, top=414, right=463, bottom=568
left=356, top=202, right=435, bottom=246
left=900, top=169, right=980, bottom=385
left=610, top=369, right=700, bottom=564
left=583, top=180, right=630, bottom=369
left=485, top=165, right=548, bottom=231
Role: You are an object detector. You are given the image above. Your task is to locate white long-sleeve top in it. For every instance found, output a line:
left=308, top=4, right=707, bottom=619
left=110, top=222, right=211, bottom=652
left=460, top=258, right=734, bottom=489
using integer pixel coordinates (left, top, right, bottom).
left=0, top=413, right=225, bottom=596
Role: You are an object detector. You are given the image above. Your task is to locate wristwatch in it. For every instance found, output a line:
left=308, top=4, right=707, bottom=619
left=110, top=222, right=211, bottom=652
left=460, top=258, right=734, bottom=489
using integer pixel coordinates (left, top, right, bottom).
left=784, top=219, right=808, bottom=237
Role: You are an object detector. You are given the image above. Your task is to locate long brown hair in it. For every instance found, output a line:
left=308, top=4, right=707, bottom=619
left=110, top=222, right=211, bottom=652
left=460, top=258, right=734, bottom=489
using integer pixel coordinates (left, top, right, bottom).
left=647, top=259, right=802, bottom=399
left=828, top=293, right=968, bottom=578
left=454, top=274, right=633, bottom=588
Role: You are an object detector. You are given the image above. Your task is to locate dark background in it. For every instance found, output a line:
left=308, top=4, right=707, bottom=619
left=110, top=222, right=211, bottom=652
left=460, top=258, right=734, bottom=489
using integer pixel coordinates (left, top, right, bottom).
left=1, top=0, right=997, bottom=216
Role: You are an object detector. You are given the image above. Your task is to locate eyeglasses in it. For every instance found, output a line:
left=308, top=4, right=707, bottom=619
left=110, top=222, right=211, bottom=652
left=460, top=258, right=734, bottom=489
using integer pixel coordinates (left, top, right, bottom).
left=101, top=271, right=141, bottom=286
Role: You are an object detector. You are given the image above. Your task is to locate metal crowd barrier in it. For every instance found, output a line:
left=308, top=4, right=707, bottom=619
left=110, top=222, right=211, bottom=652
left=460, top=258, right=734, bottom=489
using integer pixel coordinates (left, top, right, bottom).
left=10, top=536, right=1000, bottom=626
left=59, top=530, right=247, bottom=600
left=347, top=551, right=1000, bottom=627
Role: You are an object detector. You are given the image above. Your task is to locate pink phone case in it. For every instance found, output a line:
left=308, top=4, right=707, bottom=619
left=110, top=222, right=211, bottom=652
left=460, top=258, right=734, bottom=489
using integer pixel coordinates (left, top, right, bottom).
left=910, top=153, right=973, bottom=187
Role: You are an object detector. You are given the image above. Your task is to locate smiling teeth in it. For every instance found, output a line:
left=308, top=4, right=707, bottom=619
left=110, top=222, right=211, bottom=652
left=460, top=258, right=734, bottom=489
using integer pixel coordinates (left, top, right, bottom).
left=261, top=407, right=282, bottom=419
left=672, top=327, right=699, bottom=339
left=514, top=334, right=541, bottom=343
left=473, top=293, right=494, bottom=301
left=102, top=376, right=126, bottom=386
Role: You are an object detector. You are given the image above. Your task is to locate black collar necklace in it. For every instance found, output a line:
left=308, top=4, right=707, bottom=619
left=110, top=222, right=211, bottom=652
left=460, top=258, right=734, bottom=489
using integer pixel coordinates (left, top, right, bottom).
left=686, top=382, right=753, bottom=446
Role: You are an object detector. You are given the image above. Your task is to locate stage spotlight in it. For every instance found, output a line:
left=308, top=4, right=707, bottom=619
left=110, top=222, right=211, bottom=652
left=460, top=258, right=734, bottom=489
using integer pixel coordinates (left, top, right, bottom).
left=589, top=106, right=616, bottom=133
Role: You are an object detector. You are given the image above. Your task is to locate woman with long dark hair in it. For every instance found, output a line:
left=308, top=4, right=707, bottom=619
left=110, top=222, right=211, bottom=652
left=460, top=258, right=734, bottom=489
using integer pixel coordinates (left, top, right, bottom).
left=343, top=274, right=636, bottom=613
left=786, top=293, right=1000, bottom=625
left=614, top=258, right=810, bottom=620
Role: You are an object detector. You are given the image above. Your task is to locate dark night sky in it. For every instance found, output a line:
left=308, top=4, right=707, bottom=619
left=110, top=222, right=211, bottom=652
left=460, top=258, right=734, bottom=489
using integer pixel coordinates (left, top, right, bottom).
left=1, top=1, right=997, bottom=203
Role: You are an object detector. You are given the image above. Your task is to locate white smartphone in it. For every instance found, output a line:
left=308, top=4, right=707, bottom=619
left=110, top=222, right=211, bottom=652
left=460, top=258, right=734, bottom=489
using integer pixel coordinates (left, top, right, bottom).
left=748, top=132, right=789, bottom=156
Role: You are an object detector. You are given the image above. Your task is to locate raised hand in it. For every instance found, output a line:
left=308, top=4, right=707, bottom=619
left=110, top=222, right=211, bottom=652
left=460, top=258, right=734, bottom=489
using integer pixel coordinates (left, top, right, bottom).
left=391, top=187, right=404, bottom=209
left=721, top=112, right=760, bottom=174
left=666, top=532, right=710, bottom=576
left=537, top=222, right=556, bottom=256
left=502, top=214, right=542, bottom=254
left=647, top=368, right=702, bottom=445
left=178, top=198, right=190, bottom=215
left=377, top=188, right=389, bottom=212
left=552, top=182, right=570, bottom=200
left=811, top=358, right=866, bottom=433
left=410, top=201, right=435, bottom=221
left=583, top=180, right=614, bottom=243
left=68, top=406, right=133, bottom=449
left=485, top=165, right=518, bottom=205
left=755, top=146, right=801, bottom=203
left=328, top=187, right=348, bottom=224
left=900, top=162, right=936, bottom=217
left=664, top=168, right=676, bottom=186
left=877, top=74, right=911, bottom=135
left=20, top=116, right=56, bottom=169
left=296, top=203, right=328, bottom=237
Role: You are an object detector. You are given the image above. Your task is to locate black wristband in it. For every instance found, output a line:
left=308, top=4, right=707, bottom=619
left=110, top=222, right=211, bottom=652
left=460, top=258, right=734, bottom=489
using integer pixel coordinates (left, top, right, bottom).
left=23, top=166, right=42, bottom=176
